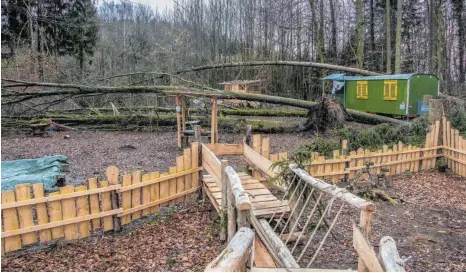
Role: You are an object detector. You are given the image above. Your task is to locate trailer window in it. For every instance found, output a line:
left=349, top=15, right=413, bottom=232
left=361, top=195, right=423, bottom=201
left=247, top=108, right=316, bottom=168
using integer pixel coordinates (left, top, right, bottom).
left=384, top=80, right=397, bottom=100
left=356, top=81, right=368, bottom=99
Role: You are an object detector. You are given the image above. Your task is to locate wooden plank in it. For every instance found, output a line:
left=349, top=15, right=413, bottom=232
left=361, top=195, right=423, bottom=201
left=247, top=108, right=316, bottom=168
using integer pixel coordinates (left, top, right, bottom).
left=121, top=174, right=132, bottom=225
left=253, top=207, right=291, bottom=218
left=88, top=178, right=101, bottom=230
left=244, top=143, right=278, bottom=178
left=261, top=138, right=270, bottom=159
left=49, top=191, right=64, bottom=238
left=205, top=143, right=243, bottom=156
left=191, top=143, right=200, bottom=200
left=117, top=187, right=200, bottom=217
left=202, top=144, right=222, bottom=186
left=75, top=185, right=90, bottom=239
left=150, top=171, right=160, bottom=213
left=32, top=183, right=52, bottom=243
left=254, top=236, right=277, bottom=268
left=184, top=148, right=192, bottom=198
left=176, top=156, right=185, bottom=203
left=211, top=97, right=218, bottom=144
left=2, top=191, right=22, bottom=252
left=353, top=223, right=384, bottom=272
left=131, top=171, right=141, bottom=220
left=100, top=181, right=113, bottom=231
left=116, top=168, right=201, bottom=193
left=169, top=166, right=177, bottom=205
left=159, top=173, right=170, bottom=207
left=15, top=184, right=37, bottom=245
left=141, top=173, right=152, bottom=216
left=2, top=209, right=122, bottom=238
left=59, top=186, right=78, bottom=240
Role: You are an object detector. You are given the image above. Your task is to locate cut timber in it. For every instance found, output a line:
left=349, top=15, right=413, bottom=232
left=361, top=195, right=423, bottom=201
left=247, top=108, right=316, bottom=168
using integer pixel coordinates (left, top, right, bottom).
left=202, top=144, right=222, bottom=187
left=290, top=165, right=374, bottom=211
left=379, top=236, right=405, bottom=272
left=280, top=232, right=308, bottom=243
left=352, top=223, right=383, bottom=272
left=225, top=166, right=252, bottom=210
left=258, top=219, right=299, bottom=268
left=244, top=142, right=278, bottom=178
left=254, top=236, right=277, bottom=268
left=205, top=143, right=243, bottom=156
left=252, top=268, right=356, bottom=272
left=205, top=227, right=255, bottom=272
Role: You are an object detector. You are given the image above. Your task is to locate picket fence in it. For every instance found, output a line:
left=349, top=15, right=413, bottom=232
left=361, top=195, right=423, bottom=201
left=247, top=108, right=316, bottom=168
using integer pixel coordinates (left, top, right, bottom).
left=251, top=117, right=465, bottom=183
left=1, top=143, right=201, bottom=254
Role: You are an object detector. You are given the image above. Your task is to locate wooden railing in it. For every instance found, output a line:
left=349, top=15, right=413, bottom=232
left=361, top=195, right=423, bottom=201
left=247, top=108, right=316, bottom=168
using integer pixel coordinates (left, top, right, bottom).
left=1, top=143, right=202, bottom=255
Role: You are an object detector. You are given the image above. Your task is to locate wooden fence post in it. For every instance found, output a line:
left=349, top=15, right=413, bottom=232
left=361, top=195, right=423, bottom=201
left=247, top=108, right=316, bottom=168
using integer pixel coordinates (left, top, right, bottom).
left=358, top=209, right=374, bottom=272
left=194, top=125, right=202, bottom=143
left=227, top=176, right=236, bottom=243
left=245, top=125, right=252, bottom=146
left=220, top=159, right=228, bottom=242
left=106, top=166, right=121, bottom=232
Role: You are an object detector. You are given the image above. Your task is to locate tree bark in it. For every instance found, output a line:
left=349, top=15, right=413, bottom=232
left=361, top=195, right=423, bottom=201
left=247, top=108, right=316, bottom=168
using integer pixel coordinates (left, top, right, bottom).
left=394, top=0, right=403, bottom=74
left=386, top=0, right=392, bottom=74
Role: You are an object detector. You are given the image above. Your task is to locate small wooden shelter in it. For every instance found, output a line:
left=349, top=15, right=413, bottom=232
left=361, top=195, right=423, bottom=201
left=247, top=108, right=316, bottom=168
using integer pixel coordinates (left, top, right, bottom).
left=219, top=80, right=263, bottom=94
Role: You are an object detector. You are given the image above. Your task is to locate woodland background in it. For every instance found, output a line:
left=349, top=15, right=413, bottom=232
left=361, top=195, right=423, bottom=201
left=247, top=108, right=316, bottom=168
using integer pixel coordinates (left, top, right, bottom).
left=1, top=0, right=465, bottom=103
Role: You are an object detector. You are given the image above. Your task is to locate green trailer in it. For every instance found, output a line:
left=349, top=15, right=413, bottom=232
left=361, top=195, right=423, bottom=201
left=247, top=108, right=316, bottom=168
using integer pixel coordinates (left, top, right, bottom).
left=323, top=74, right=439, bottom=116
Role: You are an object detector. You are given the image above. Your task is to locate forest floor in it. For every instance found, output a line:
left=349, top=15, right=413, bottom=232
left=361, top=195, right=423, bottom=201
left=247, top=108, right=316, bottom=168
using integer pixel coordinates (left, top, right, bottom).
left=1, top=202, right=223, bottom=271
left=1, top=127, right=465, bottom=271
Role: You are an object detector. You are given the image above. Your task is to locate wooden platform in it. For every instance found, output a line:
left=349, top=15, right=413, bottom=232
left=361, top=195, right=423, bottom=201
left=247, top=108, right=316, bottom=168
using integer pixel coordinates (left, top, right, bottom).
left=202, top=172, right=291, bottom=218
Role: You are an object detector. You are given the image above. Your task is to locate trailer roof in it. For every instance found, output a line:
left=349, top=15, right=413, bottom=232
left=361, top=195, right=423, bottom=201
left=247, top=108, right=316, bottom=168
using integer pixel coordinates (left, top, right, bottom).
left=322, top=73, right=438, bottom=81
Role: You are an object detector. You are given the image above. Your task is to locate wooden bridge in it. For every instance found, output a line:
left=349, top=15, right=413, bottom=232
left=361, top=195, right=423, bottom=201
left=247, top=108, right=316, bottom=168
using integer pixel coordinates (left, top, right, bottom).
left=201, top=133, right=405, bottom=272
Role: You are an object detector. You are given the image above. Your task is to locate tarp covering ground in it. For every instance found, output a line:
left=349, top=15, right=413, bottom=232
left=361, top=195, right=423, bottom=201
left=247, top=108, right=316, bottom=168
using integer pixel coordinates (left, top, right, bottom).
left=1, top=155, right=67, bottom=192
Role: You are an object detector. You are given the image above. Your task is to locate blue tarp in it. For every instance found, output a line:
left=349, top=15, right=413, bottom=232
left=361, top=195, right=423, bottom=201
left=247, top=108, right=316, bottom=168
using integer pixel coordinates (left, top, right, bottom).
left=1, top=155, right=67, bottom=192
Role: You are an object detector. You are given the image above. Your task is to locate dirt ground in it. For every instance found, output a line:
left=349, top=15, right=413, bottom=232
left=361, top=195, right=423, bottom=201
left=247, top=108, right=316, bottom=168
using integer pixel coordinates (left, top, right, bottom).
left=1, top=130, right=465, bottom=271
left=1, top=130, right=311, bottom=186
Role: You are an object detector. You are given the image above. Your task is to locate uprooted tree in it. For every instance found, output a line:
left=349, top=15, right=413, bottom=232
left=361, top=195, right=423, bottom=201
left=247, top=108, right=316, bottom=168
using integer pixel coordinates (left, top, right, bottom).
left=1, top=79, right=405, bottom=131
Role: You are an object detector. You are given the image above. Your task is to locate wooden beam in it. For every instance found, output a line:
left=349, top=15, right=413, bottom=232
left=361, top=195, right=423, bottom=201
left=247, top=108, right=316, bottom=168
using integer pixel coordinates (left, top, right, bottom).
left=253, top=236, right=277, bottom=268
left=258, top=219, right=299, bottom=268
left=2, top=209, right=122, bottom=238
left=205, top=143, right=244, bottom=156
left=205, top=227, right=255, bottom=272
left=243, top=142, right=278, bottom=178
left=290, top=165, right=375, bottom=211
left=176, top=94, right=182, bottom=148
left=379, top=236, right=405, bottom=272
left=225, top=166, right=252, bottom=210
left=352, top=223, right=383, bottom=272
left=211, top=97, right=218, bottom=144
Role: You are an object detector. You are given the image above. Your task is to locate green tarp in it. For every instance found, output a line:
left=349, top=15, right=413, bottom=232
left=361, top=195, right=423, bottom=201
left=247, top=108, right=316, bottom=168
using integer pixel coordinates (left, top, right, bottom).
left=1, top=155, right=67, bottom=192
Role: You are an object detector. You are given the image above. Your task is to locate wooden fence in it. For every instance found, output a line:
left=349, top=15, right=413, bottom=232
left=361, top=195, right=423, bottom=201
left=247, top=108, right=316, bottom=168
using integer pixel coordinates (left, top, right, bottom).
left=248, top=119, right=456, bottom=184
left=1, top=143, right=201, bottom=254
left=442, top=116, right=466, bottom=176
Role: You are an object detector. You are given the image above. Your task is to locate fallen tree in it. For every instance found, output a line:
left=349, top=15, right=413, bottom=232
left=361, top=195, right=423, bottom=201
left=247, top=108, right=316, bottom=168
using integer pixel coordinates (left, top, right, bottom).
left=43, top=106, right=309, bottom=117
left=1, top=114, right=300, bottom=133
left=173, top=61, right=383, bottom=76
left=2, top=79, right=404, bottom=126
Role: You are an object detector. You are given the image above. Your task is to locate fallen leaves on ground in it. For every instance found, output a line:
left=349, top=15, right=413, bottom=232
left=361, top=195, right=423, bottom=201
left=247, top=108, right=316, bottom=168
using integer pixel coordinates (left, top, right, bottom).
left=1, top=203, right=223, bottom=272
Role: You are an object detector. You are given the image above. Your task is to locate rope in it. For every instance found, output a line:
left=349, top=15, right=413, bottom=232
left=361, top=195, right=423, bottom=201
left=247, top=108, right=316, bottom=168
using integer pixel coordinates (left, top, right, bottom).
left=268, top=173, right=298, bottom=224
left=306, top=203, right=346, bottom=268
left=279, top=183, right=309, bottom=237
left=290, top=192, right=324, bottom=254
left=296, top=191, right=341, bottom=262
left=273, top=177, right=303, bottom=232
left=284, top=187, right=315, bottom=244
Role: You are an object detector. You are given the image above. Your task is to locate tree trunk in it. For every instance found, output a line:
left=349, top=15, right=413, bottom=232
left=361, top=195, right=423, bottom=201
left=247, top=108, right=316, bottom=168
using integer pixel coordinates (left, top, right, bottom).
left=356, top=0, right=364, bottom=69
left=386, top=0, right=392, bottom=74
left=394, top=0, right=403, bottom=74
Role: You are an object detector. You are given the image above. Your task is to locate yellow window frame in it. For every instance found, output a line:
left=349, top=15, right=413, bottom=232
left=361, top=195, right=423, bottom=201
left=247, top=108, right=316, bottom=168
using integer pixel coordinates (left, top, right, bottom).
left=356, top=81, right=368, bottom=99
left=384, top=80, right=398, bottom=100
